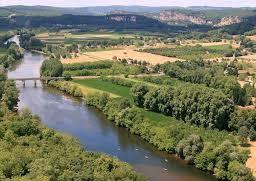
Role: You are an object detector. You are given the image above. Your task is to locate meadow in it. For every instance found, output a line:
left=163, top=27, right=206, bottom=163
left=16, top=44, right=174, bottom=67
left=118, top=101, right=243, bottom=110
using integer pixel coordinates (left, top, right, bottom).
left=73, top=79, right=133, bottom=100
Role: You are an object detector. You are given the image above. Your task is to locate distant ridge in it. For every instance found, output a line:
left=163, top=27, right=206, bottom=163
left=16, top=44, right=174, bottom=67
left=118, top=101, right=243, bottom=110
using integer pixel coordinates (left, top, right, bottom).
left=1, top=5, right=255, bottom=17
left=0, top=5, right=255, bottom=27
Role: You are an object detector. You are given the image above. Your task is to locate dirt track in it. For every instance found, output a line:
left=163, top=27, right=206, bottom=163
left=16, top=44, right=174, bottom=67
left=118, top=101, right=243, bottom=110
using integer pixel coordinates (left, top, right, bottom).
left=247, top=141, right=256, bottom=176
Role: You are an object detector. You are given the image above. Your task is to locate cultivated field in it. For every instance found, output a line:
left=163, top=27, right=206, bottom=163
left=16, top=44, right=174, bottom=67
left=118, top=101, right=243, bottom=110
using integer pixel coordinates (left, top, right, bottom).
left=62, top=49, right=181, bottom=65
left=247, top=36, right=256, bottom=41
left=181, top=40, right=239, bottom=47
left=36, top=32, right=133, bottom=44
left=142, top=45, right=235, bottom=60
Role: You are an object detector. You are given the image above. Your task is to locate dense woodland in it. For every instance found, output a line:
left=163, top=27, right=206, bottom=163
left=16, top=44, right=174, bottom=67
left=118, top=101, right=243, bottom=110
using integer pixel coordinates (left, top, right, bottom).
left=159, top=60, right=252, bottom=106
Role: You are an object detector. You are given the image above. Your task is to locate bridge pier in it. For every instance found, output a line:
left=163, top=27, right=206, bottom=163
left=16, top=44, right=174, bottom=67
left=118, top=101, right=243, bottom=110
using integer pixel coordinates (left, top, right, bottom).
left=34, top=80, right=37, bottom=87
left=22, top=80, right=25, bottom=87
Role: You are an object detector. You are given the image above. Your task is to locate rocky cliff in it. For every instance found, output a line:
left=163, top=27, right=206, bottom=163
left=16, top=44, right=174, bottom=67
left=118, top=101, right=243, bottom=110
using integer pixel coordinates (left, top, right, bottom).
left=151, top=10, right=242, bottom=27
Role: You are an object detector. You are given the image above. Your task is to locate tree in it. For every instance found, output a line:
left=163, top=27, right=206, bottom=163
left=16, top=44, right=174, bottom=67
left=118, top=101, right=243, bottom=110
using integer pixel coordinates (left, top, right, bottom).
left=40, top=58, right=63, bottom=77
left=224, top=63, right=239, bottom=76
left=227, top=161, right=254, bottom=181
left=1, top=81, right=19, bottom=110
left=0, top=65, right=6, bottom=81
left=131, top=84, right=149, bottom=107
left=176, top=134, right=204, bottom=164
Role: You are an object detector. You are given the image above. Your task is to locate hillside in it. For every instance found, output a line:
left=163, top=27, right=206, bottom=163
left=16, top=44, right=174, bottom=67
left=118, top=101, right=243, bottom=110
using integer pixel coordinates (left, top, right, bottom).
left=0, top=5, right=174, bottom=16
left=1, top=14, right=188, bottom=33
left=0, top=5, right=255, bottom=29
left=149, top=8, right=256, bottom=26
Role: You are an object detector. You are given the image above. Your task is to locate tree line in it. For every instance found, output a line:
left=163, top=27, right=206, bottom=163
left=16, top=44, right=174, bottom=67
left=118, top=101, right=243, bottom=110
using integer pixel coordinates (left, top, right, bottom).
left=131, top=83, right=234, bottom=130
left=63, top=60, right=148, bottom=77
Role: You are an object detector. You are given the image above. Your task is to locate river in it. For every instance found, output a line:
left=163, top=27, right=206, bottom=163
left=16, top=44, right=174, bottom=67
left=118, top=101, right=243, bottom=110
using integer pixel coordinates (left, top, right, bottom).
left=7, top=36, right=216, bottom=181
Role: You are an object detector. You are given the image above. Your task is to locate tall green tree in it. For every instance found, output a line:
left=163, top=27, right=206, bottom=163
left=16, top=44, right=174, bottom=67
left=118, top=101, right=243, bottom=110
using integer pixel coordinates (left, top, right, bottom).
left=40, top=58, right=63, bottom=77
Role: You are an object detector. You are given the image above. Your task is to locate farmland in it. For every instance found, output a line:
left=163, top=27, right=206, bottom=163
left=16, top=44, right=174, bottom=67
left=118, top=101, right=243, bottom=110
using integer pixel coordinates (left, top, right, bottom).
left=62, top=49, right=180, bottom=65
left=36, top=32, right=134, bottom=44
left=142, top=44, right=236, bottom=60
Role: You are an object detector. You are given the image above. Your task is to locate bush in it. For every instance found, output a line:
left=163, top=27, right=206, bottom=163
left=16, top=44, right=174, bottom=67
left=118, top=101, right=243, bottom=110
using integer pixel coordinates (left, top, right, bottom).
left=176, top=135, right=204, bottom=164
left=40, top=58, right=63, bottom=77
left=100, top=77, right=134, bottom=87
left=131, top=83, right=149, bottom=107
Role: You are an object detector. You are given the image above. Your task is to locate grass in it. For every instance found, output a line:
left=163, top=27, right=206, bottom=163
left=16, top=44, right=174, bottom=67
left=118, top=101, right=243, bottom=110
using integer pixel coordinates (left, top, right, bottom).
left=72, top=82, right=119, bottom=98
left=0, top=48, right=6, bottom=56
left=73, top=79, right=133, bottom=100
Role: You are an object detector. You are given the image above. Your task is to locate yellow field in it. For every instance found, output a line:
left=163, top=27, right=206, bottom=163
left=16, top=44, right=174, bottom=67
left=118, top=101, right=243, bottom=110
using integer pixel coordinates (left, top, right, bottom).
left=247, top=36, right=256, bottom=41
left=62, top=49, right=181, bottom=65
left=181, top=40, right=240, bottom=48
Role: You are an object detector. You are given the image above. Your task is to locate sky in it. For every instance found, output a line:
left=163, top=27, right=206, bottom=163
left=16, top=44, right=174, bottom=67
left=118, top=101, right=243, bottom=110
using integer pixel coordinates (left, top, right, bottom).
left=0, top=0, right=255, bottom=7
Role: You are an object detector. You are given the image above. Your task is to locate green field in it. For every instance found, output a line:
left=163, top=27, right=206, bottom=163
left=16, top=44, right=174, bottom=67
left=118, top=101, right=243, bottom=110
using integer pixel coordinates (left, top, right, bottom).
left=142, top=44, right=235, bottom=60
left=0, top=48, right=6, bottom=56
left=37, top=32, right=134, bottom=44
left=73, top=79, right=133, bottom=100
left=133, top=76, right=190, bottom=87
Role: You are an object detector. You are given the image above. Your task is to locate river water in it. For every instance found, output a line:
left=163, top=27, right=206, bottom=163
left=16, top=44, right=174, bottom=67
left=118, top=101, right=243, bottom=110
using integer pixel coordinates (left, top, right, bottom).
left=7, top=36, right=215, bottom=181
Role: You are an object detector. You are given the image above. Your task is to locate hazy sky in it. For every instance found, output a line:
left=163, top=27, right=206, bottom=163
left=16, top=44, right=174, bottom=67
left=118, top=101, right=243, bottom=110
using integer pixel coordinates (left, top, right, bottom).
left=0, top=0, right=256, bottom=7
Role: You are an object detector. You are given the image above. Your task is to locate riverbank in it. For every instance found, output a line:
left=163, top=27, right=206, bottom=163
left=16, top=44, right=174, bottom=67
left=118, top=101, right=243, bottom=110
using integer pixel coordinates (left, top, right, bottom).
left=47, top=79, right=253, bottom=181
